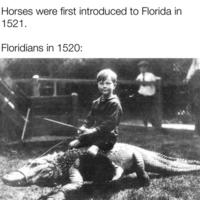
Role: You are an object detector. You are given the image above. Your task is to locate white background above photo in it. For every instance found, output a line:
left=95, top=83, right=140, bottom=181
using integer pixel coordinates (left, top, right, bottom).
left=0, top=0, right=200, bottom=58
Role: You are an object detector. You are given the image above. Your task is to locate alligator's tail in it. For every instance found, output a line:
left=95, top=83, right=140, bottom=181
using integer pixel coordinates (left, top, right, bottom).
left=145, top=152, right=200, bottom=175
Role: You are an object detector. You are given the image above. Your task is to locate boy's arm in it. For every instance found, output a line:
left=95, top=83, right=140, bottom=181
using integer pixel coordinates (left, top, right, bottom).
left=83, top=111, right=94, bottom=128
left=80, top=102, right=122, bottom=136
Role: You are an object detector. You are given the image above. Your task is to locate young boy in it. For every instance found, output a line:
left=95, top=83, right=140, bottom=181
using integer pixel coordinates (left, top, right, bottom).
left=136, top=61, right=162, bottom=130
left=69, top=69, right=123, bottom=156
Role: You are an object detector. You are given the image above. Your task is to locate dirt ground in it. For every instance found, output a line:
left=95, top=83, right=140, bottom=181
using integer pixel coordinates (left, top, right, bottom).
left=1, top=124, right=200, bottom=200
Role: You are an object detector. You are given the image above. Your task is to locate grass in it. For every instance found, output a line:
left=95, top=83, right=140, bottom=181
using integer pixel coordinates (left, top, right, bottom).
left=1, top=125, right=200, bottom=200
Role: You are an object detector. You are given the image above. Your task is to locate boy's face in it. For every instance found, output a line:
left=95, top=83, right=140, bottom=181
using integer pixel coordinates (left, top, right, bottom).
left=97, top=77, right=116, bottom=97
left=139, top=66, right=148, bottom=73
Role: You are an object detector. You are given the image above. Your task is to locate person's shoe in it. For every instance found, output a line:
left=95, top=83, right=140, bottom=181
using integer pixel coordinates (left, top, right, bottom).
left=112, top=163, right=124, bottom=181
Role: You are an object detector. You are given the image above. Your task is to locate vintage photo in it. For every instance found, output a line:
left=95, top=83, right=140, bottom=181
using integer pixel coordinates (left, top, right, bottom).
left=0, top=58, right=200, bottom=200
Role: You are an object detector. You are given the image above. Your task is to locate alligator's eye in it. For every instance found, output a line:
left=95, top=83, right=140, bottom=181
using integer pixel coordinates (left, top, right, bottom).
left=27, top=160, right=32, bottom=165
left=30, top=163, right=38, bottom=168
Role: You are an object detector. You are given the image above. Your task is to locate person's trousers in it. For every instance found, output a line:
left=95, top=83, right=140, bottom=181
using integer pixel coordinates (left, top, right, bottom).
left=138, top=94, right=161, bottom=129
left=79, top=131, right=117, bottom=151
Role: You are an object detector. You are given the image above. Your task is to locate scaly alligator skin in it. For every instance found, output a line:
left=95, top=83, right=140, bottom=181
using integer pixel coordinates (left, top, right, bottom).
left=2, top=142, right=200, bottom=200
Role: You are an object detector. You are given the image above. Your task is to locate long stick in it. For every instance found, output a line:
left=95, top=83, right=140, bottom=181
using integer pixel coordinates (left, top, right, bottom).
left=34, top=117, right=80, bottom=157
left=42, top=117, right=80, bottom=130
left=38, top=140, right=68, bottom=158
left=21, top=108, right=31, bottom=141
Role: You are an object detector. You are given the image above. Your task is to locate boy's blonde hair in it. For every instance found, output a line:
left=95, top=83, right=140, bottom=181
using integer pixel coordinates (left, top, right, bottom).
left=97, top=69, right=117, bottom=83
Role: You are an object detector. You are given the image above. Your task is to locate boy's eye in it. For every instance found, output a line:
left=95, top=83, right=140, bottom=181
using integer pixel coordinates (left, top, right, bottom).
left=105, top=81, right=112, bottom=85
left=98, top=80, right=113, bottom=86
left=30, top=163, right=38, bottom=168
left=98, top=81, right=104, bottom=85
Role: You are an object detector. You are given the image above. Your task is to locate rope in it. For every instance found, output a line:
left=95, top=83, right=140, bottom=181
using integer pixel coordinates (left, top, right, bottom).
left=32, top=120, right=80, bottom=158
left=38, top=140, right=67, bottom=158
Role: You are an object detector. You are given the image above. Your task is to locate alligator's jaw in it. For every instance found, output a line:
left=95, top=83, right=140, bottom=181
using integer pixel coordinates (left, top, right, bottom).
left=2, top=171, right=27, bottom=187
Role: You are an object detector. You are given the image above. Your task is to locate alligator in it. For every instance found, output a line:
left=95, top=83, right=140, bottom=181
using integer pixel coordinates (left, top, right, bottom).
left=3, top=142, right=200, bottom=200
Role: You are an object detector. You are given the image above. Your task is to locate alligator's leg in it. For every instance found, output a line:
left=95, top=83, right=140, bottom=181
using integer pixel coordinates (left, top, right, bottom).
left=132, top=151, right=150, bottom=186
left=46, top=162, right=84, bottom=200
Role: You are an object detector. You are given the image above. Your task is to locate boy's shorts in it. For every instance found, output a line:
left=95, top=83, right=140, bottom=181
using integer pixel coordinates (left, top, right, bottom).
left=79, top=132, right=117, bottom=152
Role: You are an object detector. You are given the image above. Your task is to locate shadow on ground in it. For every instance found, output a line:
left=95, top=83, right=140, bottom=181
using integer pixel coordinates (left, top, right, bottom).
left=39, top=174, right=163, bottom=200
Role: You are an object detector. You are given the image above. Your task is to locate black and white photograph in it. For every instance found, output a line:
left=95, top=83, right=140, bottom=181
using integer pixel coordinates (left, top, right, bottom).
left=1, top=58, right=200, bottom=200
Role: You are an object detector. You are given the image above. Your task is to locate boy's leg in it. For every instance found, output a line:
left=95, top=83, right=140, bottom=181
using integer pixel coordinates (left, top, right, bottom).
left=94, top=132, right=117, bottom=152
left=69, top=132, right=98, bottom=149
left=77, top=131, right=117, bottom=154
left=86, top=132, right=116, bottom=155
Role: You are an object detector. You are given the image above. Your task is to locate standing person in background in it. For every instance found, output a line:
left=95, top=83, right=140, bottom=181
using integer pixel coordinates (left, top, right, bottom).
left=185, top=58, right=200, bottom=136
left=136, top=60, right=162, bottom=132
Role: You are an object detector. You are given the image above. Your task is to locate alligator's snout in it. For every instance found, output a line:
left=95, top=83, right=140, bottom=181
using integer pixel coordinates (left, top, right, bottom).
left=2, top=171, right=27, bottom=187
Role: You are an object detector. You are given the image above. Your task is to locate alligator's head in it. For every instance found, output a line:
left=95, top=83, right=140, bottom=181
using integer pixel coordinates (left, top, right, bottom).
left=2, top=148, right=116, bottom=187
left=2, top=152, right=65, bottom=187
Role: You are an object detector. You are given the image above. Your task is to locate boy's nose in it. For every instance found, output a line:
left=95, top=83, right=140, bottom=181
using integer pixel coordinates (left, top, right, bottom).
left=103, top=83, right=108, bottom=87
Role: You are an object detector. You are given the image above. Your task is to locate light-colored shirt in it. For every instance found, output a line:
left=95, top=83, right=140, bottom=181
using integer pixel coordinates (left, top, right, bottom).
left=136, top=72, right=157, bottom=96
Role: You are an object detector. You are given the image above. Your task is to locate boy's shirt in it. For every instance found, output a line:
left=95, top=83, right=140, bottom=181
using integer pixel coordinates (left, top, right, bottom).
left=136, top=72, right=156, bottom=96
left=83, top=94, right=123, bottom=136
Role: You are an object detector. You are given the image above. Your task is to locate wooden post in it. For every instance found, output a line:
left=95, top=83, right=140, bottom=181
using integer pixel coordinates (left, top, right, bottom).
left=156, top=78, right=163, bottom=125
left=71, top=93, right=78, bottom=126
left=53, top=81, right=57, bottom=96
left=32, top=75, right=40, bottom=97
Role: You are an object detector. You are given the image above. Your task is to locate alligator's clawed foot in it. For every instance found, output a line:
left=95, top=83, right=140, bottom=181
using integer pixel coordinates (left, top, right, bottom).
left=139, top=173, right=150, bottom=187
left=46, top=191, right=65, bottom=200
left=143, top=178, right=150, bottom=187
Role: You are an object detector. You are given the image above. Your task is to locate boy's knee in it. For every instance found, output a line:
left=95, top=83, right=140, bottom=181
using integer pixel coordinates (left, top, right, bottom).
left=87, top=145, right=99, bottom=156
left=69, top=139, right=80, bottom=149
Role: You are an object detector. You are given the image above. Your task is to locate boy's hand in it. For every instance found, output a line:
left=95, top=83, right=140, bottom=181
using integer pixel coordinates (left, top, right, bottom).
left=81, top=128, right=97, bottom=135
left=77, top=126, right=87, bottom=135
